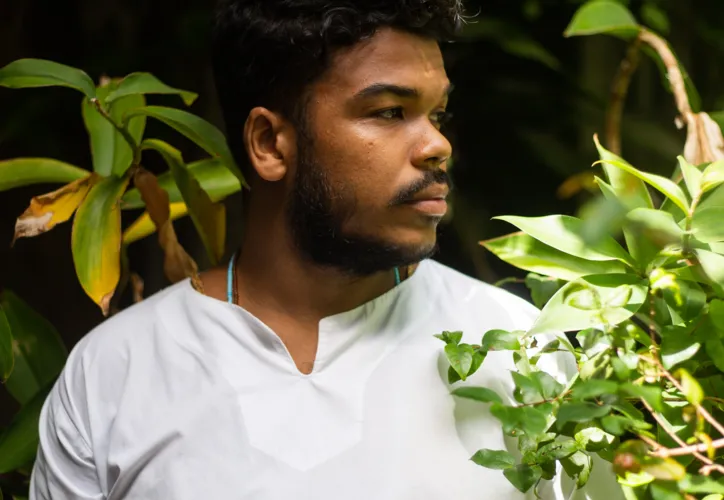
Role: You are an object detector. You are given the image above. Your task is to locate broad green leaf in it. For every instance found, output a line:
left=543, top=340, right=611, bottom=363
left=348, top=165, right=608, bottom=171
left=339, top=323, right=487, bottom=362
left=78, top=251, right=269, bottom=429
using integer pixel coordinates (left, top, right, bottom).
left=595, top=158, right=690, bottom=214
left=705, top=339, right=724, bottom=373
left=561, top=451, right=592, bottom=489
left=535, top=439, right=579, bottom=463
left=512, top=371, right=564, bottom=404
left=574, top=424, right=614, bottom=451
left=445, top=343, right=474, bottom=381
left=0, top=58, right=96, bottom=98
left=82, top=81, right=146, bottom=177
left=676, top=368, right=703, bottom=406
left=678, top=156, right=702, bottom=199
left=106, top=73, right=198, bottom=106
left=141, top=139, right=226, bottom=264
left=490, top=403, right=549, bottom=437
left=494, top=215, right=634, bottom=266
left=503, top=464, right=542, bottom=493
left=12, top=174, right=97, bottom=243
left=122, top=202, right=188, bottom=245
left=571, top=379, right=618, bottom=400
left=556, top=402, right=611, bottom=426
left=530, top=274, right=649, bottom=335
left=564, top=1, right=639, bottom=37
left=0, top=385, right=51, bottom=473
left=470, top=449, right=516, bottom=470
left=1, top=291, right=67, bottom=405
left=482, top=329, right=521, bottom=351
left=691, top=207, right=724, bottom=243
left=481, top=232, right=626, bottom=281
left=641, top=458, right=686, bottom=482
left=601, top=414, right=650, bottom=436
left=451, top=386, right=503, bottom=405
left=0, top=158, right=89, bottom=192
left=701, top=160, right=724, bottom=194
left=701, top=495, right=723, bottom=500
left=661, top=333, right=701, bottom=370
left=624, top=208, right=683, bottom=252
left=619, top=383, right=663, bottom=412
left=679, top=475, right=724, bottom=494
left=525, top=274, right=564, bottom=308
left=650, top=482, right=685, bottom=500
left=592, top=140, right=654, bottom=212
left=434, top=331, right=463, bottom=345
left=448, top=365, right=462, bottom=385
left=468, top=348, right=486, bottom=379
left=0, top=306, right=13, bottom=382
left=694, top=249, right=724, bottom=292
left=125, top=106, right=245, bottom=187
left=72, top=175, right=130, bottom=315
left=121, top=158, right=241, bottom=209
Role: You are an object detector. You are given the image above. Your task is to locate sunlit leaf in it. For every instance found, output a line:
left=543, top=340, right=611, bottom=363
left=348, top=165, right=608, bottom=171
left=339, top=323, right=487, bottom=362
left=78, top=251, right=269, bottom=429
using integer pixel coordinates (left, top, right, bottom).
left=0, top=385, right=52, bottom=473
left=125, top=106, right=245, bottom=187
left=493, top=215, right=634, bottom=266
left=470, top=449, right=515, bottom=470
left=0, top=158, right=89, bottom=192
left=675, top=368, right=704, bottom=406
left=121, top=158, right=241, bottom=209
left=679, top=475, right=724, bottom=494
left=122, top=202, right=188, bottom=245
left=82, top=80, right=146, bottom=177
left=105, top=72, right=198, bottom=106
left=141, top=139, right=226, bottom=264
left=691, top=206, right=724, bottom=243
left=534, top=439, right=579, bottom=461
left=641, top=458, right=686, bottom=482
left=71, top=175, right=130, bottom=315
left=700, top=160, right=724, bottom=194
left=1, top=291, right=67, bottom=405
left=694, top=249, right=724, bottom=292
left=482, top=329, right=521, bottom=351
left=481, top=232, right=626, bottom=281
left=0, top=58, right=96, bottom=98
left=13, top=174, right=97, bottom=243
left=678, top=156, right=702, bottom=199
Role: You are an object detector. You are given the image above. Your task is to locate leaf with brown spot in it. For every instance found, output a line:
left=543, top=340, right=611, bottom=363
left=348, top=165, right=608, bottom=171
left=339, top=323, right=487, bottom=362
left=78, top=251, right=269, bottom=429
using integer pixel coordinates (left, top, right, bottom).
left=132, top=168, right=198, bottom=284
left=684, top=112, right=724, bottom=165
left=13, top=174, right=97, bottom=243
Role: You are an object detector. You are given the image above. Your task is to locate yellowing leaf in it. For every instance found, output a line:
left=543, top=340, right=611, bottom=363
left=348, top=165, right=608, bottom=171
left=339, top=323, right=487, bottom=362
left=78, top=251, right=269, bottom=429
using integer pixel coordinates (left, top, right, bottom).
left=13, top=174, right=97, bottom=243
left=71, top=175, right=130, bottom=315
left=122, top=202, right=188, bottom=245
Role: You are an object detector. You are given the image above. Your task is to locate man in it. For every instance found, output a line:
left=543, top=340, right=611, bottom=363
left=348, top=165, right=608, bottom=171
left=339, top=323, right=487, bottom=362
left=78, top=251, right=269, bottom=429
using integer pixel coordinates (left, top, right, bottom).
left=30, top=1, right=623, bottom=498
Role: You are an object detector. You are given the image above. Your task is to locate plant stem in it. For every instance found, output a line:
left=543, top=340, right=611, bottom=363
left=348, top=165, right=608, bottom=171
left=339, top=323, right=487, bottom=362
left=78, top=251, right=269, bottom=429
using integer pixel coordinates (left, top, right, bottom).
left=91, top=98, right=141, bottom=164
left=652, top=436, right=724, bottom=458
left=605, top=37, right=642, bottom=155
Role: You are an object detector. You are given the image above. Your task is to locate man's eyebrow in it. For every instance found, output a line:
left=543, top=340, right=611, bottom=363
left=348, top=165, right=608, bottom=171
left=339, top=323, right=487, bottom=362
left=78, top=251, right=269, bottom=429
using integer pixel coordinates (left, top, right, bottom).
left=352, top=82, right=455, bottom=101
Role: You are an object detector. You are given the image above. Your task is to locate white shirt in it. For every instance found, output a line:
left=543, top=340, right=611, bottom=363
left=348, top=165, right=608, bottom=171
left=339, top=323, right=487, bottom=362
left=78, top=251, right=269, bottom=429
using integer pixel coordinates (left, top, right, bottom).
left=30, top=259, right=623, bottom=499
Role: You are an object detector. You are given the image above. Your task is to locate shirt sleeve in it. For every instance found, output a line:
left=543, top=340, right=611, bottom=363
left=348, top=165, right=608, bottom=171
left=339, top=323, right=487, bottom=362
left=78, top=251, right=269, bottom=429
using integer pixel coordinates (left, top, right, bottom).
left=29, top=342, right=105, bottom=500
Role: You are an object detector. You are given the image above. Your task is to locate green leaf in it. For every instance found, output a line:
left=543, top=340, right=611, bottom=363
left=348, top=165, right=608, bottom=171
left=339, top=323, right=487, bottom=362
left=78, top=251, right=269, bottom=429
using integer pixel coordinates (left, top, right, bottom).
left=105, top=72, right=198, bottom=106
left=679, top=475, right=724, bottom=494
left=678, top=156, right=703, bottom=199
left=503, top=464, right=542, bottom=493
left=556, top=402, right=611, bottom=426
left=593, top=138, right=654, bottom=211
left=125, top=106, right=245, bottom=187
left=0, top=58, right=96, bottom=98
left=530, top=274, right=649, bottom=335
left=0, top=158, right=89, bottom=192
left=470, top=449, right=516, bottom=470
left=595, top=158, right=690, bottom=214
left=490, top=403, right=549, bottom=437
left=451, top=386, right=503, bottom=405
left=445, top=343, right=474, bottom=381
left=641, top=458, right=686, bottom=482
left=0, top=385, right=52, bottom=473
left=694, top=249, right=724, bottom=293
left=619, top=383, right=663, bottom=412
left=624, top=208, right=683, bottom=250
left=121, top=158, right=241, bottom=209
left=434, top=331, right=463, bottom=345
left=701, top=160, right=724, bottom=194
left=676, top=368, right=704, bottom=406
left=482, top=329, right=521, bottom=351
left=447, top=365, right=461, bottom=385
left=0, top=306, right=13, bottom=382
left=571, top=379, right=619, bottom=400
left=141, top=139, right=226, bottom=264
left=650, top=482, right=685, bottom=500
left=525, top=274, right=564, bottom=308
left=513, top=371, right=564, bottom=404
left=561, top=451, right=592, bottom=489
left=564, top=1, right=639, bottom=37
left=494, top=214, right=634, bottom=266
left=691, top=207, right=724, bottom=243
left=535, top=439, right=579, bottom=461
left=82, top=82, right=146, bottom=177
left=574, top=424, right=614, bottom=451
left=1, top=291, right=67, bottom=405
left=72, top=175, right=130, bottom=315
left=705, top=338, right=724, bottom=373
left=661, top=333, right=701, bottom=370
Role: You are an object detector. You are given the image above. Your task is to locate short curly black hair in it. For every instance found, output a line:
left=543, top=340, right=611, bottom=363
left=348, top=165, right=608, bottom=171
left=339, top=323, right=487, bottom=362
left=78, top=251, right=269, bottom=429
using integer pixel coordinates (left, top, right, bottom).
left=211, top=0, right=464, bottom=175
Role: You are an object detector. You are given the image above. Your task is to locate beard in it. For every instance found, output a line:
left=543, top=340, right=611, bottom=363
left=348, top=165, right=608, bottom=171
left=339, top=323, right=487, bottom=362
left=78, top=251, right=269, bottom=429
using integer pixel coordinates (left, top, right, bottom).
left=286, top=131, right=447, bottom=277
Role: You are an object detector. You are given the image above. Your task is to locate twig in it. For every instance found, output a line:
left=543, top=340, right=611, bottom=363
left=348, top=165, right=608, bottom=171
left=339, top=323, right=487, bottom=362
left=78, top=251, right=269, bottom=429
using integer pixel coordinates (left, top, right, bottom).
left=91, top=98, right=141, bottom=162
left=652, top=436, right=724, bottom=458
left=605, top=37, right=642, bottom=155
left=659, top=369, right=724, bottom=438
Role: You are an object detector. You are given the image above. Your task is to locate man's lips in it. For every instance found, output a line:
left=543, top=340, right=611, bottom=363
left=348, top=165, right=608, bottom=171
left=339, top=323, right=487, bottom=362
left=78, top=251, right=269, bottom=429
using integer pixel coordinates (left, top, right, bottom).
left=403, top=184, right=449, bottom=216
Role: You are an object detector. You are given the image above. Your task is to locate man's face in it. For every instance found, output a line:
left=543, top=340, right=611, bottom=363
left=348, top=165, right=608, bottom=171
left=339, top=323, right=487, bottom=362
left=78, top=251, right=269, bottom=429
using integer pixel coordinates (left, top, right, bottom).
left=287, top=28, right=453, bottom=275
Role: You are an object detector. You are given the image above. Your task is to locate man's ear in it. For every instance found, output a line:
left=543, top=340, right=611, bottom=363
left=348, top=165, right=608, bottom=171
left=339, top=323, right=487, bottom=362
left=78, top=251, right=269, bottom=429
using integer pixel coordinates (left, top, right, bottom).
left=243, top=107, right=294, bottom=182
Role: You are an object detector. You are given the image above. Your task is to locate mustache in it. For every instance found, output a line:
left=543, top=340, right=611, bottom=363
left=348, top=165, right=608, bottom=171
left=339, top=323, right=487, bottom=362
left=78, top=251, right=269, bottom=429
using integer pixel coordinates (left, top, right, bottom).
left=389, top=169, right=452, bottom=206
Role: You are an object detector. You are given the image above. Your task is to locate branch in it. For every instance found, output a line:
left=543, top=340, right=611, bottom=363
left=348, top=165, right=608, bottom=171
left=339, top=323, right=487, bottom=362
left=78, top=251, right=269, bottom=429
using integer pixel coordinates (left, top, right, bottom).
left=604, top=37, right=642, bottom=155
left=652, top=436, right=724, bottom=458
left=91, top=98, right=141, bottom=163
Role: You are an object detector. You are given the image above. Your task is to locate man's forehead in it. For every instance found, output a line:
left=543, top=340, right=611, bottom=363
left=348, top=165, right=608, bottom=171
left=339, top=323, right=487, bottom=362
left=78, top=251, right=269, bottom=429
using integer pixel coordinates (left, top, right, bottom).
left=319, top=28, right=449, bottom=97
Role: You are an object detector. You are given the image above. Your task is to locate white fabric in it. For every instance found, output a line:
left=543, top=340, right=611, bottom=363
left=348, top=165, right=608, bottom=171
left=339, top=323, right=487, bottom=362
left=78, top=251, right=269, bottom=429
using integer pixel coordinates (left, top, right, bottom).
left=30, top=259, right=624, bottom=499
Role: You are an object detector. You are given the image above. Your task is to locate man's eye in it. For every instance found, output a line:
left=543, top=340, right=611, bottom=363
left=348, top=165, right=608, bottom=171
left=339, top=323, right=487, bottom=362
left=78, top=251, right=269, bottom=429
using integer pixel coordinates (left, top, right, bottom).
left=432, top=111, right=453, bottom=127
left=375, top=107, right=404, bottom=120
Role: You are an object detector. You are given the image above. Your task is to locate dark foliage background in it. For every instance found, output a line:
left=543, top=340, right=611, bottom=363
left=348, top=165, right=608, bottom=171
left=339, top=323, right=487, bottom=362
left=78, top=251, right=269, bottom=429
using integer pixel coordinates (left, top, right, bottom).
left=2, top=0, right=724, bottom=424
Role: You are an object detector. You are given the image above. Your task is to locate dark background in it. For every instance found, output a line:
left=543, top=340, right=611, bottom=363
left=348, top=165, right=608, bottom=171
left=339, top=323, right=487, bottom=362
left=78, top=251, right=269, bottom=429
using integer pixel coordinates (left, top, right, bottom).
left=2, top=0, right=724, bottom=424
